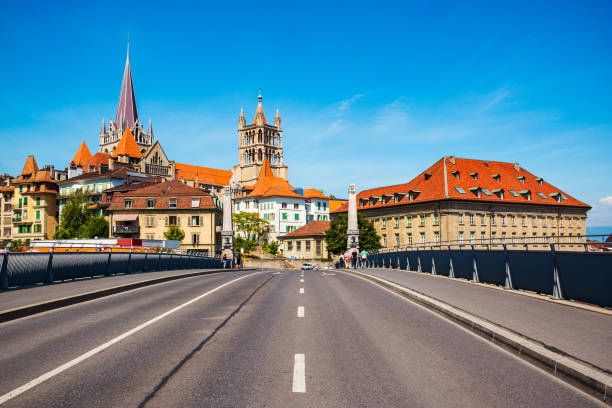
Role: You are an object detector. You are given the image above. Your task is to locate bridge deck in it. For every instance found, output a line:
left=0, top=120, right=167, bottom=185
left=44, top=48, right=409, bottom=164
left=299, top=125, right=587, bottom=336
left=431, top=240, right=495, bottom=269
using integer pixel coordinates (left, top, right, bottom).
left=359, top=267, right=612, bottom=372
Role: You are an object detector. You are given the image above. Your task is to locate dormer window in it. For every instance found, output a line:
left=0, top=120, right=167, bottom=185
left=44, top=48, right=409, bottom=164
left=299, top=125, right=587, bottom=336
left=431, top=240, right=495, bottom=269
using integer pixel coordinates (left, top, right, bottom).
left=424, top=172, right=432, bottom=180
left=369, top=196, right=381, bottom=206
left=455, top=186, right=466, bottom=194
left=359, top=198, right=368, bottom=208
left=451, top=170, right=460, bottom=179
left=382, top=194, right=393, bottom=204
left=535, top=177, right=543, bottom=185
left=393, top=192, right=405, bottom=203
left=517, top=176, right=525, bottom=184
left=492, top=174, right=500, bottom=182
left=492, top=188, right=504, bottom=199
left=549, top=193, right=561, bottom=203
left=124, top=199, right=133, bottom=209
left=519, top=190, right=531, bottom=200
left=146, top=199, right=155, bottom=208
left=468, top=187, right=482, bottom=198
left=470, top=172, right=478, bottom=180
left=407, top=190, right=421, bottom=201
left=169, top=198, right=177, bottom=208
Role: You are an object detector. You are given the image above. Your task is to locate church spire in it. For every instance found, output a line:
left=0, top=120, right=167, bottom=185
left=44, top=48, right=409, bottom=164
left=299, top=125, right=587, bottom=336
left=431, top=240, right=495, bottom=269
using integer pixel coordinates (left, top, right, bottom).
left=100, top=117, right=106, bottom=135
left=147, top=117, right=153, bottom=137
left=274, top=107, right=281, bottom=129
left=253, top=89, right=267, bottom=125
left=115, top=39, right=138, bottom=131
left=239, top=106, right=245, bottom=129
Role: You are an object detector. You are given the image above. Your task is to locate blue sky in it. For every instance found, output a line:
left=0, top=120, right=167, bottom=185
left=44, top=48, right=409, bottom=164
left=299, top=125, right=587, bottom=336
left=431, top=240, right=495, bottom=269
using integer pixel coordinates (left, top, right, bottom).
left=1, top=0, right=611, bottom=225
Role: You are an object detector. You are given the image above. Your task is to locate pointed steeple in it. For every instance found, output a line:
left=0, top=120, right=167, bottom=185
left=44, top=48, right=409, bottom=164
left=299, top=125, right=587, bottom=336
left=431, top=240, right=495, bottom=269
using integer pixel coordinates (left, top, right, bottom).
left=274, top=107, right=281, bottom=128
left=147, top=118, right=153, bottom=137
left=112, top=128, right=142, bottom=158
left=100, top=117, right=106, bottom=135
left=115, top=40, right=139, bottom=131
left=253, top=90, right=267, bottom=125
left=72, top=141, right=93, bottom=167
left=239, top=106, right=246, bottom=128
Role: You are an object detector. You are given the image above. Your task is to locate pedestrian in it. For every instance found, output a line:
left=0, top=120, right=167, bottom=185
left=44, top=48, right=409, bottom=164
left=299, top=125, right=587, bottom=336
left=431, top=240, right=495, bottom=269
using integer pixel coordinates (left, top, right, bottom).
left=351, top=250, right=357, bottom=268
left=221, top=253, right=227, bottom=269
left=339, top=255, right=344, bottom=268
left=236, top=253, right=242, bottom=269
left=361, top=250, right=368, bottom=268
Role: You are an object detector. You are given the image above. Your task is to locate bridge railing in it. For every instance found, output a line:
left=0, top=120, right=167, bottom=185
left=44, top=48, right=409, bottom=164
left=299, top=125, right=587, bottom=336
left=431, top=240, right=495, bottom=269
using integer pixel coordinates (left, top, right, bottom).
left=0, top=243, right=222, bottom=290
left=363, top=234, right=612, bottom=308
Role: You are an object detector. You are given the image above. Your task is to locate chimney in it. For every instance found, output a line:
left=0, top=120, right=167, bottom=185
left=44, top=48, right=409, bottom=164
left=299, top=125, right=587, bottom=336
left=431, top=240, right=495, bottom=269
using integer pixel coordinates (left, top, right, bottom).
left=448, top=156, right=455, bottom=165
left=513, top=163, right=520, bottom=172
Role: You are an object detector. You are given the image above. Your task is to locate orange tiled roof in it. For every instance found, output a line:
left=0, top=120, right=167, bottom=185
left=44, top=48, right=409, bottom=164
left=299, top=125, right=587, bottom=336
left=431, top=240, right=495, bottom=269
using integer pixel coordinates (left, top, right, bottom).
left=303, top=188, right=329, bottom=199
left=107, top=180, right=218, bottom=211
left=34, top=170, right=55, bottom=183
left=20, top=155, right=39, bottom=177
left=112, top=128, right=142, bottom=158
left=282, top=221, right=331, bottom=238
left=175, top=163, right=232, bottom=186
left=243, top=158, right=302, bottom=199
left=329, top=199, right=348, bottom=213
left=86, top=152, right=111, bottom=170
left=72, top=141, right=92, bottom=167
left=333, top=157, right=590, bottom=213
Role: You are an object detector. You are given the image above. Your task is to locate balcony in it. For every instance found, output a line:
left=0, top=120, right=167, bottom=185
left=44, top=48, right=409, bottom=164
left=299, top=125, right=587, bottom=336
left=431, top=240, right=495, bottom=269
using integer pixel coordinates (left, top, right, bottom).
left=12, top=217, right=32, bottom=224
left=113, top=225, right=140, bottom=234
left=145, top=163, right=170, bottom=176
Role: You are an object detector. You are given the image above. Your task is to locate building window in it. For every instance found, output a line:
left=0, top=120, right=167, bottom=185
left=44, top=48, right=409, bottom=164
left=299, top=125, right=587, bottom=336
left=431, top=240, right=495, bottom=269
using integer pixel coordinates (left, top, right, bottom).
left=501, top=215, right=506, bottom=225
left=434, top=232, right=440, bottom=244
left=394, top=217, right=399, bottom=228
left=532, top=216, right=536, bottom=226
left=434, top=213, right=439, bottom=225
left=192, top=234, right=200, bottom=245
left=169, top=199, right=177, bottom=208
left=511, top=232, right=516, bottom=243
left=192, top=199, right=200, bottom=208
left=169, top=216, right=178, bottom=226
left=36, top=197, right=40, bottom=206
left=522, top=216, right=526, bottom=226
left=407, top=233, right=412, bottom=245
left=469, top=213, right=474, bottom=225
left=282, top=213, right=288, bottom=220
left=491, top=215, right=495, bottom=225
left=24, top=197, right=28, bottom=205
left=420, top=233, right=425, bottom=244
left=288, top=241, right=293, bottom=250
left=315, top=240, right=322, bottom=256
left=481, top=231, right=486, bottom=243
left=501, top=232, right=506, bottom=243
left=146, top=199, right=155, bottom=208
left=407, top=216, right=412, bottom=228
left=124, top=200, right=133, bottom=209
left=458, top=213, right=463, bottom=224
left=382, top=219, right=387, bottom=229
left=395, top=233, right=400, bottom=246
left=459, top=231, right=464, bottom=244
left=146, top=216, right=155, bottom=227
left=191, top=216, right=200, bottom=226
left=420, top=215, right=425, bottom=226
left=35, top=210, right=40, bottom=220
left=382, top=234, right=387, bottom=246
left=480, top=214, right=485, bottom=225
left=282, top=202, right=287, bottom=209
left=306, top=240, right=311, bottom=251
left=235, top=202, right=240, bottom=211
left=294, top=203, right=299, bottom=210
left=296, top=240, right=302, bottom=251
left=294, top=213, right=299, bottom=221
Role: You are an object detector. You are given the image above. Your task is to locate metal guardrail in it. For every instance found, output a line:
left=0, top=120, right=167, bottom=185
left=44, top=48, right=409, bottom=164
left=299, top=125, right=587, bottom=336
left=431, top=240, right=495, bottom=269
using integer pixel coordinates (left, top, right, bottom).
left=363, top=239, right=612, bottom=308
left=0, top=245, right=222, bottom=290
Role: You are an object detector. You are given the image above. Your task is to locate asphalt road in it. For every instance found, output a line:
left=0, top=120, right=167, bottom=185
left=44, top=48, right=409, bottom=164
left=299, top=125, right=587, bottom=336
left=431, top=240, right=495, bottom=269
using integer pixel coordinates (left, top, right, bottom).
left=0, top=269, right=605, bottom=407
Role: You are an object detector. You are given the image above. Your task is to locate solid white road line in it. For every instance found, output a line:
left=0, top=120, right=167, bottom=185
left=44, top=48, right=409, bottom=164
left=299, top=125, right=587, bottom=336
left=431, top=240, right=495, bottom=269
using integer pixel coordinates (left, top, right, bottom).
left=297, top=306, right=305, bottom=317
left=292, top=354, right=306, bottom=393
left=300, top=279, right=304, bottom=283
left=299, top=288, right=304, bottom=294
left=0, top=272, right=261, bottom=406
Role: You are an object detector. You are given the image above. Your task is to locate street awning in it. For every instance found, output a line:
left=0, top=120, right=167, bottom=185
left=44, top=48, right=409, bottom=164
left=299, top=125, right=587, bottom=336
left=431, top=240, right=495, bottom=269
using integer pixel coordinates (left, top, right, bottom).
left=113, top=214, right=139, bottom=221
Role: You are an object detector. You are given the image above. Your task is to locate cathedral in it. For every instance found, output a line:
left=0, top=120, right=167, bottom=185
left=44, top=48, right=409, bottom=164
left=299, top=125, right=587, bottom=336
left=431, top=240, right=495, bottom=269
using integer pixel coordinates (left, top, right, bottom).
left=231, top=92, right=288, bottom=187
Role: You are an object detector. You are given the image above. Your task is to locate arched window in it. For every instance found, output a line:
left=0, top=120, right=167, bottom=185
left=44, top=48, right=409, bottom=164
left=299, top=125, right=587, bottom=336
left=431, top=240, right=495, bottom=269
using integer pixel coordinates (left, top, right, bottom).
left=258, top=149, right=262, bottom=162
left=258, top=130, right=262, bottom=143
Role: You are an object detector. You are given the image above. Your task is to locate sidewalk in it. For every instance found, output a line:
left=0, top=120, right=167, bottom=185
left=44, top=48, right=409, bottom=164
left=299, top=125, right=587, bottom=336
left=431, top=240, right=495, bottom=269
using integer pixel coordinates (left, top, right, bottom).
left=0, top=269, right=230, bottom=313
left=357, top=267, right=612, bottom=373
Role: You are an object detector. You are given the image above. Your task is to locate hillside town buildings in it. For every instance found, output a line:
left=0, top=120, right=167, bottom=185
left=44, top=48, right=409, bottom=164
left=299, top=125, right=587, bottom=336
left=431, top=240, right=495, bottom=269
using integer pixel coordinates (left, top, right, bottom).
left=0, top=175, right=14, bottom=239
left=333, top=156, right=590, bottom=250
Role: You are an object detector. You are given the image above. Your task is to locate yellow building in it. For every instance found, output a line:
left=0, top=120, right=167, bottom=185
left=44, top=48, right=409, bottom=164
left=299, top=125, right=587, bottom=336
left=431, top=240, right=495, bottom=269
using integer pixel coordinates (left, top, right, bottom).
left=279, top=220, right=330, bottom=260
left=12, top=155, right=59, bottom=241
left=333, top=157, right=590, bottom=250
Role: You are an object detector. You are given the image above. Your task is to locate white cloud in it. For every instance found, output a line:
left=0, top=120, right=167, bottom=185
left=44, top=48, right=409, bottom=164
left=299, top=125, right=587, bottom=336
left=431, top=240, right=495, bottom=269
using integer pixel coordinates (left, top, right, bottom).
left=599, top=196, right=612, bottom=207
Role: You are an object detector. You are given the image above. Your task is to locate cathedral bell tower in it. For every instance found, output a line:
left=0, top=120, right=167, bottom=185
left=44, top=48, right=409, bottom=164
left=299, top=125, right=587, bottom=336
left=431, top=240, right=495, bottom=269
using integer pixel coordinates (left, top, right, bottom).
left=232, top=92, right=288, bottom=186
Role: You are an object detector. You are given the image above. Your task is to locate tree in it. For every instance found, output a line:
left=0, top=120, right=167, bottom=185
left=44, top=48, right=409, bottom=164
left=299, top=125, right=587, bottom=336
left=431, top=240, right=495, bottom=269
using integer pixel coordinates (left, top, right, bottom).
left=55, top=193, right=90, bottom=239
left=234, top=236, right=258, bottom=253
left=80, top=216, right=109, bottom=238
left=233, top=212, right=269, bottom=241
left=263, top=241, right=280, bottom=255
left=164, top=225, right=185, bottom=242
left=324, top=213, right=382, bottom=255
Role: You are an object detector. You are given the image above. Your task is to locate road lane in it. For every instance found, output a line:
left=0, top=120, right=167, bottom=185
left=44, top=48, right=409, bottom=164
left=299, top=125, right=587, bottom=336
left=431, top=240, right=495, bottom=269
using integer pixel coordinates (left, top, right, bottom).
left=0, top=268, right=605, bottom=407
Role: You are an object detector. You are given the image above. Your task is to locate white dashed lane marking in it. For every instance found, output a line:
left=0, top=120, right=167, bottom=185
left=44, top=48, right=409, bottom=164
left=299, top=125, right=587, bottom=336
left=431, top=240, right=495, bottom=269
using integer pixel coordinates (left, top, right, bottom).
left=299, top=288, right=304, bottom=294
left=292, top=354, right=306, bottom=393
left=297, top=306, right=305, bottom=317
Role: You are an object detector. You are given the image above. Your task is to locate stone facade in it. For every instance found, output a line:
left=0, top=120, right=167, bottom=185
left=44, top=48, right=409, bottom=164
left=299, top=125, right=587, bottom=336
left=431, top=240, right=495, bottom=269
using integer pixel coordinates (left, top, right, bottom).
left=0, top=177, right=14, bottom=239
left=279, top=220, right=330, bottom=260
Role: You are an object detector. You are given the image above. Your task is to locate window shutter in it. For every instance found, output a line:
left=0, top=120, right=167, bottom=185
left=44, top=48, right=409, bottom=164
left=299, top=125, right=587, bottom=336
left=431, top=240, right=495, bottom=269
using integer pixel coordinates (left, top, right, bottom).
left=165, top=216, right=169, bottom=227
left=188, top=216, right=192, bottom=226
left=177, top=216, right=181, bottom=226
left=200, top=216, right=204, bottom=226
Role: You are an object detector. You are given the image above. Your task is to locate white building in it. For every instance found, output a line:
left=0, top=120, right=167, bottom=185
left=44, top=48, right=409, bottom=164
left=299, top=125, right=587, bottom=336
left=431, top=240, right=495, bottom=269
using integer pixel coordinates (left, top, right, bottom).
left=234, top=158, right=329, bottom=242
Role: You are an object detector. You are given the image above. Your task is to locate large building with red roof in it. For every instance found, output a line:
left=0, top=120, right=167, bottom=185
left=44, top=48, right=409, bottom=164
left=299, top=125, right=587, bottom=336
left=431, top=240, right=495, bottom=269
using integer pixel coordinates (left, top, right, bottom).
left=332, top=156, right=590, bottom=249
left=278, top=220, right=331, bottom=260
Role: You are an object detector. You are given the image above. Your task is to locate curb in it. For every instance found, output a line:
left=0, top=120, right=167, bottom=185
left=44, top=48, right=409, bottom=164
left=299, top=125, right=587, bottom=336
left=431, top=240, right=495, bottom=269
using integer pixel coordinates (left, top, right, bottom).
left=0, top=268, right=253, bottom=324
left=341, top=269, right=612, bottom=405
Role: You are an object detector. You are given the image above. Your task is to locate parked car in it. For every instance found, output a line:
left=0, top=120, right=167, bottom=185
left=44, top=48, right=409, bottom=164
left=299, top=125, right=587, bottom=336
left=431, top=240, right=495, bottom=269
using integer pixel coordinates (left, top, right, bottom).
left=301, top=263, right=314, bottom=270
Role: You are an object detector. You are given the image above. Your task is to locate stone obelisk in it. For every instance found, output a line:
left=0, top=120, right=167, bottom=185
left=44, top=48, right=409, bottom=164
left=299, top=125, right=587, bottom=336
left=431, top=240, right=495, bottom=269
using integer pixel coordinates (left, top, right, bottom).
left=221, top=179, right=235, bottom=262
left=347, top=183, right=359, bottom=250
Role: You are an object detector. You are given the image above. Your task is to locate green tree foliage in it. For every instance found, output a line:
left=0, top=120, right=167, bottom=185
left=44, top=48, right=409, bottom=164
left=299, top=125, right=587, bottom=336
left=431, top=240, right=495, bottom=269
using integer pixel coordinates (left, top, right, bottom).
left=234, top=236, right=258, bottom=253
left=324, top=213, right=382, bottom=255
left=53, top=194, right=111, bottom=239
left=80, top=216, right=109, bottom=238
left=262, top=241, right=280, bottom=255
left=164, top=225, right=185, bottom=242
left=233, top=212, right=269, bottom=241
